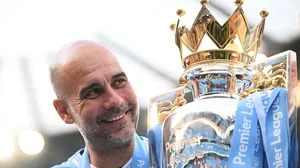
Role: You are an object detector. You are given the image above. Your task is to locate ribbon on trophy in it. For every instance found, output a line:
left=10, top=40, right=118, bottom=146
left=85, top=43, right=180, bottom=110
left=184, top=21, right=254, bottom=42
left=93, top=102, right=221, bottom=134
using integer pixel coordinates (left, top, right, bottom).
left=131, top=133, right=150, bottom=168
left=229, top=87, right=293, bottom=168
left=147, top=125, right=164, bottom=168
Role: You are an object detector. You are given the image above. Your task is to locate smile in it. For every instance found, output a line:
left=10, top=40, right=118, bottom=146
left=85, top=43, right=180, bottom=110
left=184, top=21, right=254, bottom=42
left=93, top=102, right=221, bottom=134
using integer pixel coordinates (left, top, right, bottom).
left=106, top=113, right=126, bottom=122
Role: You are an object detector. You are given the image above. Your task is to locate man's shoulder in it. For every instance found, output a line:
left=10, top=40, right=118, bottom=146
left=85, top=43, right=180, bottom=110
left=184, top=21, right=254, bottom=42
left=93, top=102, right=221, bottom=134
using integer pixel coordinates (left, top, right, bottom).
left=139, top=135, right=148, bottom=142
left=51, top=135, right=148, bottom=168
left=51, top=148, right=85, bottom=168
left=138, top=135, right=148, bottom=146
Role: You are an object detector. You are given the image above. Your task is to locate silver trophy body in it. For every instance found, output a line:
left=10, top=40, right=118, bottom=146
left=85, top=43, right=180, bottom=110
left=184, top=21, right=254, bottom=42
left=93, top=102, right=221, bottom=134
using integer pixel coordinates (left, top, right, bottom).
left=146, top=1, right=298, bottom=167
left=148, top=52, right=297, bottom=168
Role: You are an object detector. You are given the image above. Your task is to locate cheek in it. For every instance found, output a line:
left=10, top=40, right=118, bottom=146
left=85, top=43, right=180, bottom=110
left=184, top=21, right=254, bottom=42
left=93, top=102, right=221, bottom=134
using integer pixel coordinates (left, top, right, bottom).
left=122, top=86, right=137, bottom=103
left=78, top=100, right=102, bottom=119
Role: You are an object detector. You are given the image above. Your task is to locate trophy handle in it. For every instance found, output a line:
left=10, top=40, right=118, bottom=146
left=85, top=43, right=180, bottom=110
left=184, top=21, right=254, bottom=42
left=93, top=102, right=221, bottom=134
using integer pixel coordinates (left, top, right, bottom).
left=147, top=87, right=191, bottom=130
left=247, top=50, right=297, bottom=119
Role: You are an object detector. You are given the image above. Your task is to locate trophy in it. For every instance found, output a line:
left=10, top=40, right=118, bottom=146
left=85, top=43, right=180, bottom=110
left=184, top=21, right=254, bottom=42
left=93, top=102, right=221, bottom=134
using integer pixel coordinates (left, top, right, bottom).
left=147, top=0, right=298, bottom=167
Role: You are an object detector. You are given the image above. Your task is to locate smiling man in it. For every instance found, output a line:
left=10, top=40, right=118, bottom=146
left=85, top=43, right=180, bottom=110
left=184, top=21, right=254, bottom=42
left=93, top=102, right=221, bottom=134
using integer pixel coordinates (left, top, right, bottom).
left=49, top=40, right=149, bottom=168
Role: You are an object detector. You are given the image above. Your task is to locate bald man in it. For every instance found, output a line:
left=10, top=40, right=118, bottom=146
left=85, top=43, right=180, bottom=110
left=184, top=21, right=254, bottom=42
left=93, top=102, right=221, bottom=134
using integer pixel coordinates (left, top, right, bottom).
left=49, top=40, right=149, bottom=168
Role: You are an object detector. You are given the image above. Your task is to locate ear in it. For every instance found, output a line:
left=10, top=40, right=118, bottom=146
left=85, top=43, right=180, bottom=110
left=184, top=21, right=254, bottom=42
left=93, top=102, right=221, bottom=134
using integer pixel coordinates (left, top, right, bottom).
left=53, top=99, right=75, bottom=124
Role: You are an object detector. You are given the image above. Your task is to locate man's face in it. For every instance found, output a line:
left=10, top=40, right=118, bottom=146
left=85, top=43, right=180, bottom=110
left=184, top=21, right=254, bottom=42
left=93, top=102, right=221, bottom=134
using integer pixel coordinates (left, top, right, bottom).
left=61, top=44, right=139, bottom=150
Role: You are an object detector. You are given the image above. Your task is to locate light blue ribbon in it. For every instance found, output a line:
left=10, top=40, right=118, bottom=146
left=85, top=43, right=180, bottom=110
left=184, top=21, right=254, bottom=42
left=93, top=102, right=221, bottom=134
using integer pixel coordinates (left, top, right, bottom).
left=253, top=124, right=264, bottom=168
left=228, top=93, right=259, bottom=167
left=147, top=124, right=165, bottom=168
left=229, top=87, right=291, bottom=168
left=253, top=87, right=289, bottom=168
left=130, top=133, right=150, bottom=168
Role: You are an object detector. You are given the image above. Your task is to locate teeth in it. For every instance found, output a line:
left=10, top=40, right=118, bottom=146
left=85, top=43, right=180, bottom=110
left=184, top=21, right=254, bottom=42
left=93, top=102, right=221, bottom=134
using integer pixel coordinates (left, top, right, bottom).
left=107, top=113, right=125, bottom=122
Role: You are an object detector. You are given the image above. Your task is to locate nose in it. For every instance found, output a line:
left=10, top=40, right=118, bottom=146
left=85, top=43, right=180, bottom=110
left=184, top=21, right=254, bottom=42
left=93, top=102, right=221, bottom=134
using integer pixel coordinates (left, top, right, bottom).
left=103, top=86, right=123, bottom=110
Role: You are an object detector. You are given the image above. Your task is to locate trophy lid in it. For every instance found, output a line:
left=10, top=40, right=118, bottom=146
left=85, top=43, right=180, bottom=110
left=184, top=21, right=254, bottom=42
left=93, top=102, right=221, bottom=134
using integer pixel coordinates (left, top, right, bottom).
left=170, top=0, right=268, bottom=70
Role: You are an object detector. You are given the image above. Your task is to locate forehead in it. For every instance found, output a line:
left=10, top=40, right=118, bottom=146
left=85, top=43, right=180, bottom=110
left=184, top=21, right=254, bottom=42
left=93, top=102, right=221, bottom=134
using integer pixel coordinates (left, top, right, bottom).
left=61, top=43, right=123, bottom=83
left=66, top=43, right=118, bottom=65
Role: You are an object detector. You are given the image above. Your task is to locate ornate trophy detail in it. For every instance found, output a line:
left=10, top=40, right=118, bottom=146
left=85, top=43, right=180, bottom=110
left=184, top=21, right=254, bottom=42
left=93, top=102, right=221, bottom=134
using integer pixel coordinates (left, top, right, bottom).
left=147, top=0, right=298, bottom=168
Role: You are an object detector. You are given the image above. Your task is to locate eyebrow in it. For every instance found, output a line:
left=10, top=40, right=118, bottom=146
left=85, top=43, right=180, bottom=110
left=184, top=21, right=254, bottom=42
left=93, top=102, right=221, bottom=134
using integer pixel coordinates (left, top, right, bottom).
left=111, top=72, right=127, bottom=81
left=79, top=83, right=103, bottom=99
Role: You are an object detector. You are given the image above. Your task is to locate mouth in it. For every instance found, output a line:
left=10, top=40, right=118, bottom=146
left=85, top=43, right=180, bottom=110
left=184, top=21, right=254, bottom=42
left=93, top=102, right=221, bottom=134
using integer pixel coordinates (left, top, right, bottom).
left=97, top=104, right=134, bottom=124
left=102, top=112, right=127, bottom=123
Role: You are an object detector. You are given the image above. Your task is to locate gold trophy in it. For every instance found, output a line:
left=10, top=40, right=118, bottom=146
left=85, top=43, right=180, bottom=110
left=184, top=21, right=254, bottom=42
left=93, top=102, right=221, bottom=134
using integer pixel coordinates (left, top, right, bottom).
left=147, top=0, right=298, bottom=167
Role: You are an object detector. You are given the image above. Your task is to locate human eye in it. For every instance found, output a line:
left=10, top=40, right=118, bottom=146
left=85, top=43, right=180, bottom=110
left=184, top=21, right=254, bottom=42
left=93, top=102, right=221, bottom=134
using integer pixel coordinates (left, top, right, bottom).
left=113, top=77, right=127, bottom=88
left=85, top=88, right=102, bottom=99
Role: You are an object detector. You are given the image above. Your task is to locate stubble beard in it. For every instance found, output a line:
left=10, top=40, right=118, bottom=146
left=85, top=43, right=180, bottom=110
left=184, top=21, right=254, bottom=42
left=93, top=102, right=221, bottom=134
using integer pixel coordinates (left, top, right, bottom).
left=77, top=103, right=139, bottom=154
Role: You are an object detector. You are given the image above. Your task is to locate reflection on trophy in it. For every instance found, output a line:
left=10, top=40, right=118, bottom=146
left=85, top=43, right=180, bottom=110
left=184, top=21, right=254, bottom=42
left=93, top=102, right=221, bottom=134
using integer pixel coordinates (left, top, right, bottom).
left=147, top=0, right=298, bottom=167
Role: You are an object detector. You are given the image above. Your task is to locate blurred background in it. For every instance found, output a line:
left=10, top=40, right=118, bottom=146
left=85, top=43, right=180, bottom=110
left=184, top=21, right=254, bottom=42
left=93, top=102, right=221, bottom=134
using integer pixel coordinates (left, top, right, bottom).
left=0, top=0, right=299, bottom=167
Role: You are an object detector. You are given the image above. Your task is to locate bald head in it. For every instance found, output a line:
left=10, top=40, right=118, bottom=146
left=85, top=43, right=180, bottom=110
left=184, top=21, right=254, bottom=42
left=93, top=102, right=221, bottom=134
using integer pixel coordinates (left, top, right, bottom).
left=49, top=40, right=118, bottom=101
left=51, top=40, right=116, bottom=66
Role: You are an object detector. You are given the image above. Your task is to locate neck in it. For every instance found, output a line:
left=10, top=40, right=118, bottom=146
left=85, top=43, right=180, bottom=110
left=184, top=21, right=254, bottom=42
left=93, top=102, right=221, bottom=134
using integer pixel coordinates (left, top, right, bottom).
left=88, top=137, right=135, bottom=168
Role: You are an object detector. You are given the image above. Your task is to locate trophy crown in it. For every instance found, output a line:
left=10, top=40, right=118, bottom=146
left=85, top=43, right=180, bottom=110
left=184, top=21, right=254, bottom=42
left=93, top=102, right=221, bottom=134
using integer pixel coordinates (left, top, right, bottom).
left=171, top=0, right=268, bottom=69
